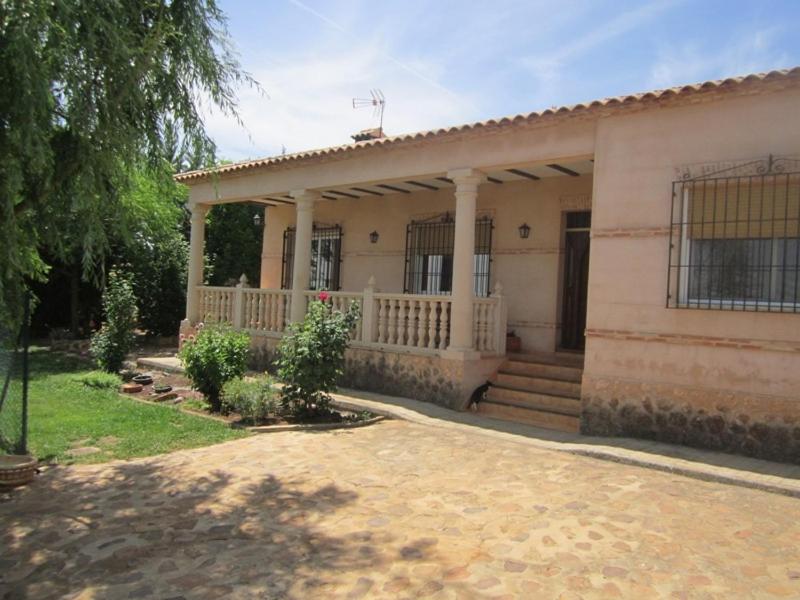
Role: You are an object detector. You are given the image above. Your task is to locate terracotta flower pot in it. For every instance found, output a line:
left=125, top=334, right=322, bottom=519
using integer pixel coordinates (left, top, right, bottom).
left=0, top=455, right=38, bottom=487
left=506, top=334, right=522, bottom=353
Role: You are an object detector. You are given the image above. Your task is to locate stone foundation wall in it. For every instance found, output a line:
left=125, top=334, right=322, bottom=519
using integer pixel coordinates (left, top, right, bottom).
left=248, top=336, right=281, bottom=371
left=246, top=336, right=498, bottom=410
left=581, top=376, right=800, bottom=464
left=342, top=348, right=467, bottom=409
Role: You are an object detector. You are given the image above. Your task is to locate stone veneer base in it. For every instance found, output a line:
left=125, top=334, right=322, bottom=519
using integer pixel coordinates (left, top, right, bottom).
left=581, top=375, right=800, bottom=464
left=246, top=336, right=500, bottom=411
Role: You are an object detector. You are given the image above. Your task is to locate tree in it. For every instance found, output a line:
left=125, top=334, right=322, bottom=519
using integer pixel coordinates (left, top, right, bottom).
left=124, top=166, right=189, bottom=336
left=1, top=0, right=258, bottom=326
left=205, top=203, right=264, bottom=286
left=28, top=163, right=190, bottom=338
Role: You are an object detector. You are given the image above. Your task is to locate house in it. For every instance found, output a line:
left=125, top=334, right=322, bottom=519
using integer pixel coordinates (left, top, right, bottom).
left=176, top=67, right=800, bottom=463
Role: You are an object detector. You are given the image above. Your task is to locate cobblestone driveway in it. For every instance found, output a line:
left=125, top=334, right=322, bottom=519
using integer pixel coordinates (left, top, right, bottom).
left=2, top=420, right=800, bottom=599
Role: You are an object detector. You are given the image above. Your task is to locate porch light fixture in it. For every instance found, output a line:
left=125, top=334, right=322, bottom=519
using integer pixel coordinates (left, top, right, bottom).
left=518, top=223, right=531, bottom=239
left=369, top=230, right=379, bottom=244
left=253, top=211, right=263, bottom=227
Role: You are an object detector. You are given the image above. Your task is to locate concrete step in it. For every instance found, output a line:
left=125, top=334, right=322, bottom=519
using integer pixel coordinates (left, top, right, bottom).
left=507, top=350, right=585, bottom=369
left=477, top=400, right=580, bottom=433
left=485, top=386, right=581, bottom=416
left=494, top=372, right=581, bottom=398
left=501, top=360, right=583, bottom=383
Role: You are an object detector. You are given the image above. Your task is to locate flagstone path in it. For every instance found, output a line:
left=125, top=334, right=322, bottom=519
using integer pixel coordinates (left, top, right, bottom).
left=2, top=419, right=800, bottom=599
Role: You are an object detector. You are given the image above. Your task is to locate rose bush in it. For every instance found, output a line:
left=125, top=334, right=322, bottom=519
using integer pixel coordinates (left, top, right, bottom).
left=276, top=292, right=359, bottom=417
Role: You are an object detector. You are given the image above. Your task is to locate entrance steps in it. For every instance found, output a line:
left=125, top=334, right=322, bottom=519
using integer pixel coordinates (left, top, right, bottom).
left=477, top=351, right=584, bottom=433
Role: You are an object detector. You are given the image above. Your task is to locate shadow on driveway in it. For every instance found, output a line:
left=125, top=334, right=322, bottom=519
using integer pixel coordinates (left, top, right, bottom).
left=1, top=456, right=394, bottom=598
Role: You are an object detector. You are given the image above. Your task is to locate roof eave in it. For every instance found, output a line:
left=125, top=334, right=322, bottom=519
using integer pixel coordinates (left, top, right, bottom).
left=174, top=67, right=800, bottom=184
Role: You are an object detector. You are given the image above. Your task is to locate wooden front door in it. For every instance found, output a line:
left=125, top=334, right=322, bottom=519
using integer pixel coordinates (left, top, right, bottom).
left=561, top=211, right=591, bottom=351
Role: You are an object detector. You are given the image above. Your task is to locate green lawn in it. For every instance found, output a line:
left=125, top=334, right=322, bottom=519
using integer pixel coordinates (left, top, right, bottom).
left=22, top=349, right=247, bottom=464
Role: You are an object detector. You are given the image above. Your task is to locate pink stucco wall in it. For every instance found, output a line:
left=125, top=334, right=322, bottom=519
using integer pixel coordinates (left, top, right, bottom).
left=582, top=86, right=800, bottom=460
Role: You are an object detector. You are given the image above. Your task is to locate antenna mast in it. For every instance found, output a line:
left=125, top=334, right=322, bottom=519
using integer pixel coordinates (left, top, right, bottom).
left=352, top=89, right=386, bottom=136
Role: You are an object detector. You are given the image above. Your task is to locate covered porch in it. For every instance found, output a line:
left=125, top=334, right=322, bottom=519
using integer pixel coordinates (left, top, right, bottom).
left=179, top=154, right=595, bottom=409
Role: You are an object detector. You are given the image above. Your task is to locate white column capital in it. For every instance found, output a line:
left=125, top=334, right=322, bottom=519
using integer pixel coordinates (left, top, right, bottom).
left=189, top=202, right=210, bottom=220
left=290, top=189, right=322, bottom=209
left=447, top=168, right=487, bottom=189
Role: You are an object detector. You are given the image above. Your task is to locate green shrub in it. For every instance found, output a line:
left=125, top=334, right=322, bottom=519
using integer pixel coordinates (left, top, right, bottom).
left=72, top=370, right=123, bottom=389
left=276, top=294, right=359, bottom=417
left=179, top=325, right=250, bottom=412
left=90, top=270, right=138, bottom=373
left=221, top=376, right=277, bottom=423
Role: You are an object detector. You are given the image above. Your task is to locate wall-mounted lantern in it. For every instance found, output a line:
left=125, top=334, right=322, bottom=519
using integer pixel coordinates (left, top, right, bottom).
left=518, top=223, right=531, bottom=239
left=369, top=230, right=379, bottom=244
left=253, top=211, right=263, bottom=227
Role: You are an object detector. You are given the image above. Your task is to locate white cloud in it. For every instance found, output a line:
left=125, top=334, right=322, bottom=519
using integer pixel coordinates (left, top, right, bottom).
left=201, top=0, right=482, bottom=161
left=649, top=28, right=791, bottom=88
left=516, top=0, right=682, bottom=106
left=203, top=39, right=478, bottom=161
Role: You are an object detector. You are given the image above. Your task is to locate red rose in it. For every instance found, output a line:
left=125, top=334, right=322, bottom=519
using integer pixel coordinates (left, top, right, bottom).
left=318, top=291, right=329, bottom=302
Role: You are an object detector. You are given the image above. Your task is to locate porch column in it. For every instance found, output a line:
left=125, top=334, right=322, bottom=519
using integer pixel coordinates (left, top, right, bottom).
left=185, top=202, right=210, bottom=323
left=259, top=206, right=269, bottom=288
left=447, top=168, right=486, bottom=355
left=289, top=190, right=319, bottom=323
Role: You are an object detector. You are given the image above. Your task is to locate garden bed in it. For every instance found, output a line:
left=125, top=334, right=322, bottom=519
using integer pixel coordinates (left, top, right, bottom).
left=121, top=369, right=381, bottom=430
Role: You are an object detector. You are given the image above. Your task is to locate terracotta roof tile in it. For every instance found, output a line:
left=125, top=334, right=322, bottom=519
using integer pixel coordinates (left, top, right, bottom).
left=176, top=67, right=800, bottom=182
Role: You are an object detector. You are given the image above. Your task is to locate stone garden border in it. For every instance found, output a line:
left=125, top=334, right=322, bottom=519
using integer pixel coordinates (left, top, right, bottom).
left=245, top=414, right=386, bottom=433
left=119, top=391, right=387, bottom=433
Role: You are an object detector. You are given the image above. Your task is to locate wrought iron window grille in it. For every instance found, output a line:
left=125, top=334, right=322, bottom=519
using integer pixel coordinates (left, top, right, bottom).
left=403, top=213, right=494, bottom=297
left=281, top=224, right=343, bottom=290
left=667, top=155, right=800, bottom=312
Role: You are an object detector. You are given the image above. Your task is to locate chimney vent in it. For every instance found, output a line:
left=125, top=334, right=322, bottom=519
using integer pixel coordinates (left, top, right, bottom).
left=351, top=127, right=384, bottom=142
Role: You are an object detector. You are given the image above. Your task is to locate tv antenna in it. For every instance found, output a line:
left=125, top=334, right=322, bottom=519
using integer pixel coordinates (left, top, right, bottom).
left=352, top=89, right=386, bottom=135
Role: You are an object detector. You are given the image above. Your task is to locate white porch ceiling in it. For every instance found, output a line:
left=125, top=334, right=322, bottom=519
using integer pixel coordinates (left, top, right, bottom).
left=257, top=158, right=593, bottom=205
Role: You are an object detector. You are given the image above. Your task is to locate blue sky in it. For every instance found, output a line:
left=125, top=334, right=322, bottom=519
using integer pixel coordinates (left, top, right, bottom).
left=207, top=0, right=800, bottom=161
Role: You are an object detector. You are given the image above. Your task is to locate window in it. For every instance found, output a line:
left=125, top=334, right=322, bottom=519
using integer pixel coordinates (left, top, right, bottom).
left=281, top=225, right=342, bottom=290
left=404, top=214, right=493, bottom=296
left=668, top=157, right=800, bottom=311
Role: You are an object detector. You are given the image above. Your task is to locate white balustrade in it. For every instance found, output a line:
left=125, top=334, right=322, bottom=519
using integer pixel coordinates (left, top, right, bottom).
left=197, top=286, right=236, bottom=325
left=473, top=298, right=494, bottom=352
left=472, top=283, right=507, bottom=355
left=194, top=280, right=507, bottom=356
left=371, top=294, right=452, bottom=353
left=242, top=289, right=291, bottom=334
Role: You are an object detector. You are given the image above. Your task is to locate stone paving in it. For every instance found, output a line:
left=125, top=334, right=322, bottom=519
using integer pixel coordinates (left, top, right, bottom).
left=2, top=420, right=800, bottom=599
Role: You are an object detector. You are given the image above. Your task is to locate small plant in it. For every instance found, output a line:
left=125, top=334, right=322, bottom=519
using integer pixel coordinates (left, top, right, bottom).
left=72, top=370, right=123, bottom=390
left=179, top=325, right=250, bottom=412
left=276, top=293, right=360, bottom=417
left=90, top=270, right=138, bottom=373
left=221, top=376, right=277, bottom=423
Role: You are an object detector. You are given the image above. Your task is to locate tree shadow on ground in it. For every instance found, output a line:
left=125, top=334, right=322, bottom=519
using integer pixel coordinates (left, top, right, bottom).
left=23, top=348, right=90, bottom=378
left=0, top=456, right=411, bottom=599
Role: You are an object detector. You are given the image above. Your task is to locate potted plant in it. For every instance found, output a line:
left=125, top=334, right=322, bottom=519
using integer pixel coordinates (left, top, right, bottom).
left=506, top=330, right=522, bottom=353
